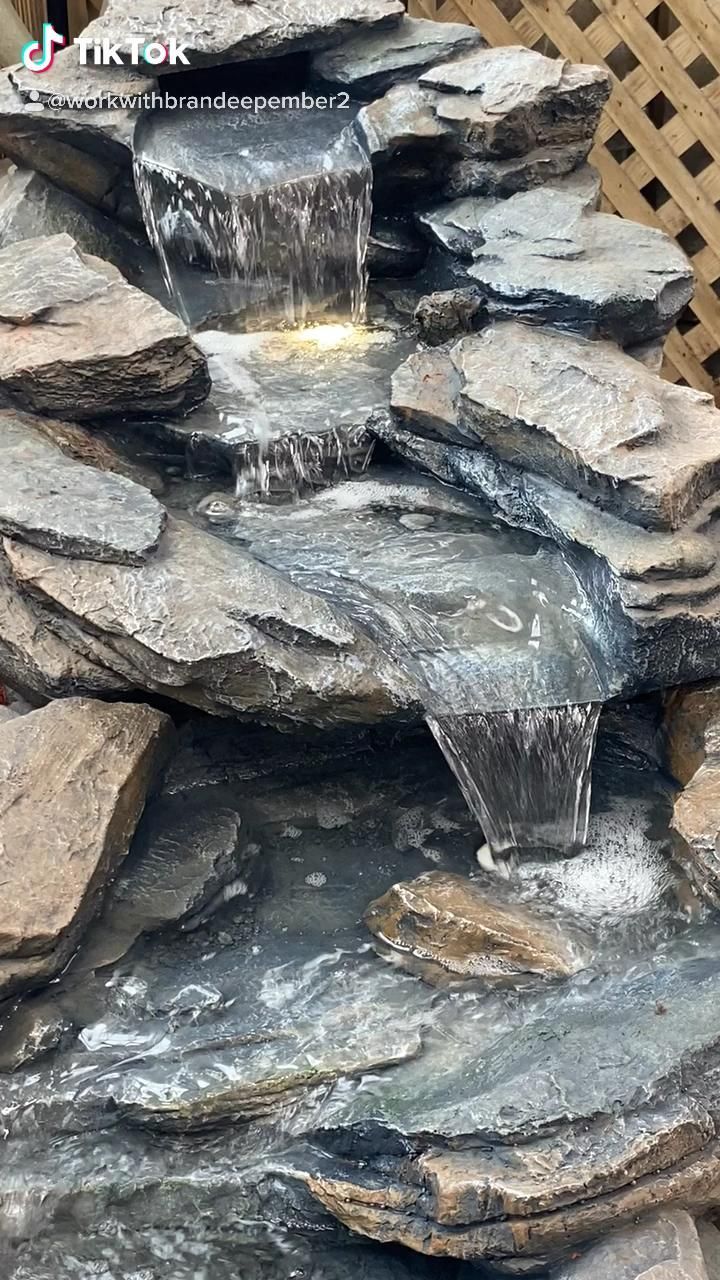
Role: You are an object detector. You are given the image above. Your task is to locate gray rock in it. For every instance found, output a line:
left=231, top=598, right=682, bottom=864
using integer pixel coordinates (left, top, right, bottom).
left=0, top=698, right=172, bottom=998
left=1, top=51, right=144, bottom=225
left=368, top=217, right=428, bottom=277
left=0, top=409, right=166, bottom=564
left=313, top=15, right=484, bottom=97
left=414, top=286, right=486, bottom=345
left=698, top=1219, right=720, bottom=1279
left=417, top=164, right=601, bottom=257
left=0, top=234, right=210, bottom=419
left=667, top=684, right=720, bottom=910
left=464, top=184, right=693, bottom=343
left=81, top=0, right=404, bottom=73
left=0, top=1000, right=71, bottom=1072
left=0, top=167, right=167, bottom=302
left=121, top=326, right=413, bottom=491
left=0, top=516, right=412, bottom=728
left=550, top=1211, right=711, bottom=1280
left=443, top=140, right=591, bottom=198
left=391, top=324, right=720, bottom=531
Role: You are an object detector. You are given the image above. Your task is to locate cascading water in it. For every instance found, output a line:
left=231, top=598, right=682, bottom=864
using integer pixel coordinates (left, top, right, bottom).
left=133, top=106, right=372, bottom=332
left=429, top=704, right=602, bottom=855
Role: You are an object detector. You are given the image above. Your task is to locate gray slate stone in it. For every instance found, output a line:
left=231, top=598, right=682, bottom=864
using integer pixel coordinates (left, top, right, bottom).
left=368, top=217, right=428, bottom=277
left=81, top=0, right=404, bottom=73
left=0, top=234, right=210, bottom=419
left=0, top=410, right=166, bottom=564
left=0, top=516, right=412, bottom=729
left=464, top=184, right=693, bottom=343
left=551, top=1211, right=711, bottom=1280
left=1, top=51, right=144, bottom=225
left=312, top=15, right=484, bottom=97
left=0, top=167, right=167, bottom=302
left=391, top=323, right=720, bottom=531
left=443, top=139, right=591, bottom=198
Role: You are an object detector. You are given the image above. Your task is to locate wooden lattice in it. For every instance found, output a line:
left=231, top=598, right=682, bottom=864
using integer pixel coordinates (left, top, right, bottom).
left=409, top=0, right=720, bottom=395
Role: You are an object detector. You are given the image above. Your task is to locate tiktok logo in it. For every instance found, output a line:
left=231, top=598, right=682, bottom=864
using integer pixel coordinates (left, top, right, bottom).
left=21, top=23, right=66, bottom=73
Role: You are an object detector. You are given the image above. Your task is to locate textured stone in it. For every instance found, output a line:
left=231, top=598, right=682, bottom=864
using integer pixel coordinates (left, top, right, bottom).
left=313, top=16, right=484, bottom=97
left=0, top=52, right=143, bottom=224
left=364, top=870, right=584, bottom=982
left=0, top=234, right=210, bottom=419
left=414, top=286, right=485, bottom=345
left=668, top=684, right=720, bottom=910
left=0, top=409, right=166, bottom=564
left=0, top=517, right=411, bottom=728
left=550, top=1210, right=712, bottom=1280
left=0, top=167, right=166, bottom=300
left=0, top=1000, right=71, bottom=1072
left=443, top=140, right=591, bottom=198
left=391, top=324, right=720, bottom=531
left=81, top=0, right=404, bottom=73
left=462, top=184, right=692, bottom=343
left=368, top=217, right=428, bottom=277
left=0, top=698, right=172, bottom=997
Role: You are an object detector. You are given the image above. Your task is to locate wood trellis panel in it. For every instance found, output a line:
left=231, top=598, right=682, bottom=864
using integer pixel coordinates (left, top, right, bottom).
left=408, top=0, right=720, bottom=395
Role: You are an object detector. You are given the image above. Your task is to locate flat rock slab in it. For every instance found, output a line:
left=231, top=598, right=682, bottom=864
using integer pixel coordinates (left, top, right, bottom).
left=127, top=326, right=415, bottom=492
left=81, top=0, right=404, bottom=72
left=0, top=698, right=172, bottom=997
left=551, top=1210, right=712, bottom=1279
left=460, top=184, right=692, bottom=343
left=0, top=410, right=166, bottom=563
left=0, top=234, right=209, bottom=419
left=0, top=515, right=410, bottom=728
left=392, top=323, right=720, bottom=532
left=443, top=140, right=591, bottom=198
left=364, top=870, right=584, bottom=982
left=313, top=15, right=484, bottom=97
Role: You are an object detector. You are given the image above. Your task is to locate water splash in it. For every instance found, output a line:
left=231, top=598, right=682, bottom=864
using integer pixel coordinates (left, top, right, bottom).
left=429, top=703, right=601, bottom=855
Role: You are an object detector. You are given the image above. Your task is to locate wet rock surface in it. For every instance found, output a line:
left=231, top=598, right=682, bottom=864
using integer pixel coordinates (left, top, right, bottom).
left=0, top=409, right=166, bottom=563
left=81, top=0, right=405, bottom=72
left=364, top=869, right=584, bottom=982
left=313, top=15, right=484, bottom=97
left=668, top=685, right=720, bottom=910
left=0, top=698, right=172, bottom=998
left=0, top=234, right=210, bottom=419
left=550, top=1210, right=713, bottom=1279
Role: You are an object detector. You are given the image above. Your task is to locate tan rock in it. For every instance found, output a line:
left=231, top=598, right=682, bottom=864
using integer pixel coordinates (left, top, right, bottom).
left=364, top=870, right=583, bottom=982
left=0, top=698, right=173, bottom=997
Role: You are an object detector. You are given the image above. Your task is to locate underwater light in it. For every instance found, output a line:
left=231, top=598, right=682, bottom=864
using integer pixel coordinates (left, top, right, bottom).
left=292, top=323, right=358, bottom=349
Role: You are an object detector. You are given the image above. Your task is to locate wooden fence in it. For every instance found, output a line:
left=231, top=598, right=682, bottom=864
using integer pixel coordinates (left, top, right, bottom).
left=409, top=0, right=720, bottom=396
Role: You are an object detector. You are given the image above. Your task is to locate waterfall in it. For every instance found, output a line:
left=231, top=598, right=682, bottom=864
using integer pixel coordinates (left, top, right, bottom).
left=429, top=704, right=602, bottom=855
left=133, top=106, right=372, bottom=331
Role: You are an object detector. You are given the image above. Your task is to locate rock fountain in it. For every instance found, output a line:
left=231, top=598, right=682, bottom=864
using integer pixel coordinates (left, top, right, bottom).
left=2, top=5, right=720, bottom=1278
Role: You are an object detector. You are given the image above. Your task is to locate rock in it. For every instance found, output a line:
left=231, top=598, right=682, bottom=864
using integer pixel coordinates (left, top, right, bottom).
left=443, top=140, right=591, bottom=198
left=668, top=685, right=720, bottom=909
left=0, top=516, right=412, bottom=728
left=0, top=234, right=210, bottom=419
left=364, top=870, right=584, bottom=982
left=0, top=999, right=71, bottom=1072
left=313, top=16, right=484, bottom=97
left=550, top=1210, right=712, bottom=1279
left=414, top=286, right=485, bottom=345
left=698, top=1219, right=720, bottom=1278
left=0, top=409, right=166, bottom=564
left=417, top=164, right=601, bottom=257
left=81, top=0, right=404, bottom=73
left=368, top=217, right=428, bottom=277
left=464, top=185, right=692, bottom=343
left=0, top=52, right=144, bottom=225
left=121, top=326, right=414, bottom=490
left=0, top=698, right=172, bottom=997
left=0, top=167, right=167, bottom=301
left=392, top=324, right=720, bottom=531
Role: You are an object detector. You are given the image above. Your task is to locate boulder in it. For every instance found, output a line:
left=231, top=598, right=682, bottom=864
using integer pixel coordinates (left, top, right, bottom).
left=0, top=51, right=144, bottom=224
left=390, top=324, right=720, bottom=532
left=0, top=409, right=166, bottom=563
left=0, top=167, right=167, bottom=301
left=443, top=139, right=591, bottom=198
left=312, top=15, right=484, bottom=97
left=364, top=870, right=584, bottom=982
left=0, top=516, right=412, bottom=728
left=667, top=685, right=720, bottom=909
left=0, top=234, right=210, bottom=419
left=0, top=698, right=172, bottom=997
left=80, top=0, right=404, bottom=73
left=550, top=1210, right=712, bottom=1280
